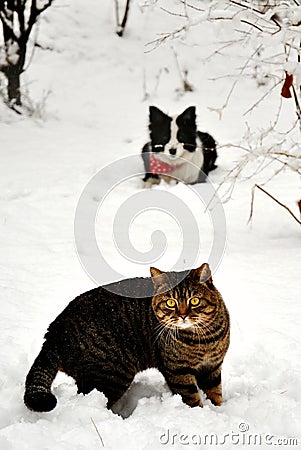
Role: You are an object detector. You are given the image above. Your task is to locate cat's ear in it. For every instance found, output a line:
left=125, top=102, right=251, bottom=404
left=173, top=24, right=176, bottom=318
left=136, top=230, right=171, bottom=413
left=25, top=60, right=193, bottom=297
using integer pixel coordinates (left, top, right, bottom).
left=150, top=267, right=170, bottom=293
left=149, top=106, right=170, bottom=123
left=192, top=263, right=213, bottom=287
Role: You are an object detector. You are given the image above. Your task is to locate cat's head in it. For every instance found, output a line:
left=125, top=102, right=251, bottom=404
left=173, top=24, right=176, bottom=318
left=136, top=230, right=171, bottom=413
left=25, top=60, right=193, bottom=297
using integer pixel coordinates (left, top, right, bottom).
left=149, top=106, right=197, bottom=160
left=150, top=264, right=220, bottom=330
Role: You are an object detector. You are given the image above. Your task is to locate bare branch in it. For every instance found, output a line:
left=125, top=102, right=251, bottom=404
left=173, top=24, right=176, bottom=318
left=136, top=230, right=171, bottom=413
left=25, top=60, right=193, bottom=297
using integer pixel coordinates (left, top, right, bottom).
left=116, top=0, right=131, bottom=37
left=229, top=0, right=268, bottom=15
left=145, top=24, right=188, bottom=52
left=114, top=0, right=120, bottom=32
left=16, top=0, right=26, bottom=36
left=0, top=1, right=18, bottom=43
left=272, top=152, right=301, bottom=159
left=37, top=0, right=53, bottom=14
left=240, top=19, right=263, bottom=32
left=172, top=46, right=194, bottom=93
left=179, top=0, right=205, bottom=12
left=243, top=80, right=282, bottom=116
left=90, top=418, right=104, bottom=447
left=291, top=84, right=301, bottom=129
left=26, top=0, right=53, bottom=41
left=160, top=7, right=187, bottom=18
left=248, top=184, right=301, bottom=226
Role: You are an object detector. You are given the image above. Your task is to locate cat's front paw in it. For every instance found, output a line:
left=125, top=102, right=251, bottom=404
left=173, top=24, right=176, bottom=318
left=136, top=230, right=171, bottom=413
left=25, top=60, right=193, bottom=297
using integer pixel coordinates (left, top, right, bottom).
left=204, top=385, right=222, bottom=406
left=182, top=394, right=203, bottom=408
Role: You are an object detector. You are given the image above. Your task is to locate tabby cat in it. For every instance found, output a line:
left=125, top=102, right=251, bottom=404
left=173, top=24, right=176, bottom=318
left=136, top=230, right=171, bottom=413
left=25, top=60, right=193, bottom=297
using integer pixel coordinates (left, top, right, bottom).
left=24, top=263, right=230, bottom=412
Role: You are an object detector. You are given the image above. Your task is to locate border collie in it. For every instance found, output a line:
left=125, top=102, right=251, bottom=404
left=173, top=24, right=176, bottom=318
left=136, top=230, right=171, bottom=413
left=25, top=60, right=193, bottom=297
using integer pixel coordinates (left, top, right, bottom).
left=142, top=106, right=217, bottom=187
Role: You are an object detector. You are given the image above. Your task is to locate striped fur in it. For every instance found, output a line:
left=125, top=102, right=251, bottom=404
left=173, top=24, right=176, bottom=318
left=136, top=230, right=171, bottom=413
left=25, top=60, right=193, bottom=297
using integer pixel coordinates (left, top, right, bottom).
left=24, top=264, right=230, bottom=412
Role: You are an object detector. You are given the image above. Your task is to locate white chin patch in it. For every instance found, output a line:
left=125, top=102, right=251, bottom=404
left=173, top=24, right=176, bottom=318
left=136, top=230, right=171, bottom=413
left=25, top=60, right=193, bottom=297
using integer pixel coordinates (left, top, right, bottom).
left=177, top=320, right=194, bottom=329
left=157, top=149, right=183, bottom=163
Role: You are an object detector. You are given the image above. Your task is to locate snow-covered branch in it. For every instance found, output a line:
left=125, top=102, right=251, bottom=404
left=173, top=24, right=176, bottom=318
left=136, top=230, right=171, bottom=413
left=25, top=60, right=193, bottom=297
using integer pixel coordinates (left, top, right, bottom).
left=155, top=0, right=301, bottom=215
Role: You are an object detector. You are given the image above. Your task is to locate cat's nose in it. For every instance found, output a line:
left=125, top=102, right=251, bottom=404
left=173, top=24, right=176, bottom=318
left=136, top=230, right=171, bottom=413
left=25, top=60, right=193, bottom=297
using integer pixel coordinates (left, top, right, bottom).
left=169, top=148, right=177, bottom=155
left=180, top=313, right=187, bottom=320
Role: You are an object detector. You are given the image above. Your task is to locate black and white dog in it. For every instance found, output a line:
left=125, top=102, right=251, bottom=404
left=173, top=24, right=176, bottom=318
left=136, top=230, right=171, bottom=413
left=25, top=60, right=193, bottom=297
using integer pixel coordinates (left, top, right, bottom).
left=142, top=106, right=217, bottom=186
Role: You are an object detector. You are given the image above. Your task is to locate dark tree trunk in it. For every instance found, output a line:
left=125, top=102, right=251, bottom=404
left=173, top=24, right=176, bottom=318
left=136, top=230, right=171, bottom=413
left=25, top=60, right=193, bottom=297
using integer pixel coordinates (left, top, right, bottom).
left=116, top=0, right=131, bottom=37
left=6, top=67, right=21, bottom=105
left=4, top=42, right=26, bottom=106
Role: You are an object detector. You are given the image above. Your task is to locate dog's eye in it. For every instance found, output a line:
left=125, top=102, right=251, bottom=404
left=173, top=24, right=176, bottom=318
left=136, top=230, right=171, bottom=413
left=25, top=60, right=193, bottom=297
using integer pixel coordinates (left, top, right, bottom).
left=153, top=144, right=164, bottom=152
left=183, top=143, right=196, bottom=151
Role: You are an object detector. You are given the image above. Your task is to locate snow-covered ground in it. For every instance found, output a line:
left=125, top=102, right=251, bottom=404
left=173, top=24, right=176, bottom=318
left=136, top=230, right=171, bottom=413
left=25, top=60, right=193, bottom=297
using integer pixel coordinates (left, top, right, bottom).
left=0, top=1, right=300, bottom=449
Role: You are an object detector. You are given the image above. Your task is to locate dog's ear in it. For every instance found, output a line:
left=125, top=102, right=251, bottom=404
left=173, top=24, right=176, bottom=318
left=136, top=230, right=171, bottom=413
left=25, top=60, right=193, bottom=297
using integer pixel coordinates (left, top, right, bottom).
left=149, top=106, right=170, bottom=123
left=179, top=106, right=196, bottom=123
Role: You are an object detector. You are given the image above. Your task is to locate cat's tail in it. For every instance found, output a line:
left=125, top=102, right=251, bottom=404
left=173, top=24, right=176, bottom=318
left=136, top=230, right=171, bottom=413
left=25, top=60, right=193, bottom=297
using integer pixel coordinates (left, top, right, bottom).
left=24, top=341, right=60, bottom=412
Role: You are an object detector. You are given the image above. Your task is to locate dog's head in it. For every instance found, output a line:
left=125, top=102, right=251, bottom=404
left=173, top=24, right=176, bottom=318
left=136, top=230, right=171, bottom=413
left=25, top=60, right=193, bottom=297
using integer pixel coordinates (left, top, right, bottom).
left=149, top=106, right=197, bottom=160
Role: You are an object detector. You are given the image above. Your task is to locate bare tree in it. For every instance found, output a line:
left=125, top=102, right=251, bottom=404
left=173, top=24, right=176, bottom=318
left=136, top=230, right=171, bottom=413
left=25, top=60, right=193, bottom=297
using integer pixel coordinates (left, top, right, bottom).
left=155, top=0, right=301, bottom=224
left=0, top=0, right=53, bottom=108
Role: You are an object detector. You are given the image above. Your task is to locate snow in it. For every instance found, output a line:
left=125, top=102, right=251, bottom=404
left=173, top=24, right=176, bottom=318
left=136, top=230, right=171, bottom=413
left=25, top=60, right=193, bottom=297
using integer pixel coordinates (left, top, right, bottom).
left=0, top=0, right=300, bottom=449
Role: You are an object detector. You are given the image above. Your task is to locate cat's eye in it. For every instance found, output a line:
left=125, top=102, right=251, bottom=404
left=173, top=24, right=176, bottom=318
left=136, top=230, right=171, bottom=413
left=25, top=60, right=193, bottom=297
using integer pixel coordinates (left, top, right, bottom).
left=190, top=297, right=200, bottom=307
left=166, top=299, right=176, bottom=308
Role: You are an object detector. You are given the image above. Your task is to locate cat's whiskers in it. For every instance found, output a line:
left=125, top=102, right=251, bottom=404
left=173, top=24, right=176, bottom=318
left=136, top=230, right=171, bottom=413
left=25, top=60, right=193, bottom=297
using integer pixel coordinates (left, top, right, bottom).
left=192, top=323, right=202, bottom=346
left=153, top=317, right=177, bottom=346
left=191, top=322, right=207, bottom=344
left=165, top=327, right=172, bottom=348
left=196, top=320, right=215, bottom=344
left=166, top=320, right=178, bottom=348
left=152, top=322, right=168, bottom=345
left=156, top=317, right=179, bottom=349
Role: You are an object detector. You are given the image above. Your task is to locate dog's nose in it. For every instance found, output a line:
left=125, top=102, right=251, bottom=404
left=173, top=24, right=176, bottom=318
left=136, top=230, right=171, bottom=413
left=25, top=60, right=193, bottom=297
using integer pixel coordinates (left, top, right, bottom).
left=169, top=148, right=177, bottom=155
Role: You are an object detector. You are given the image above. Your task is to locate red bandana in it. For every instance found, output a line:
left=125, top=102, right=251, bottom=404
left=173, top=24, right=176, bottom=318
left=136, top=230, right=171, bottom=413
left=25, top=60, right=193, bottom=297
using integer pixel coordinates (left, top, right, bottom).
left=150, top=155, right=183, bottom=174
